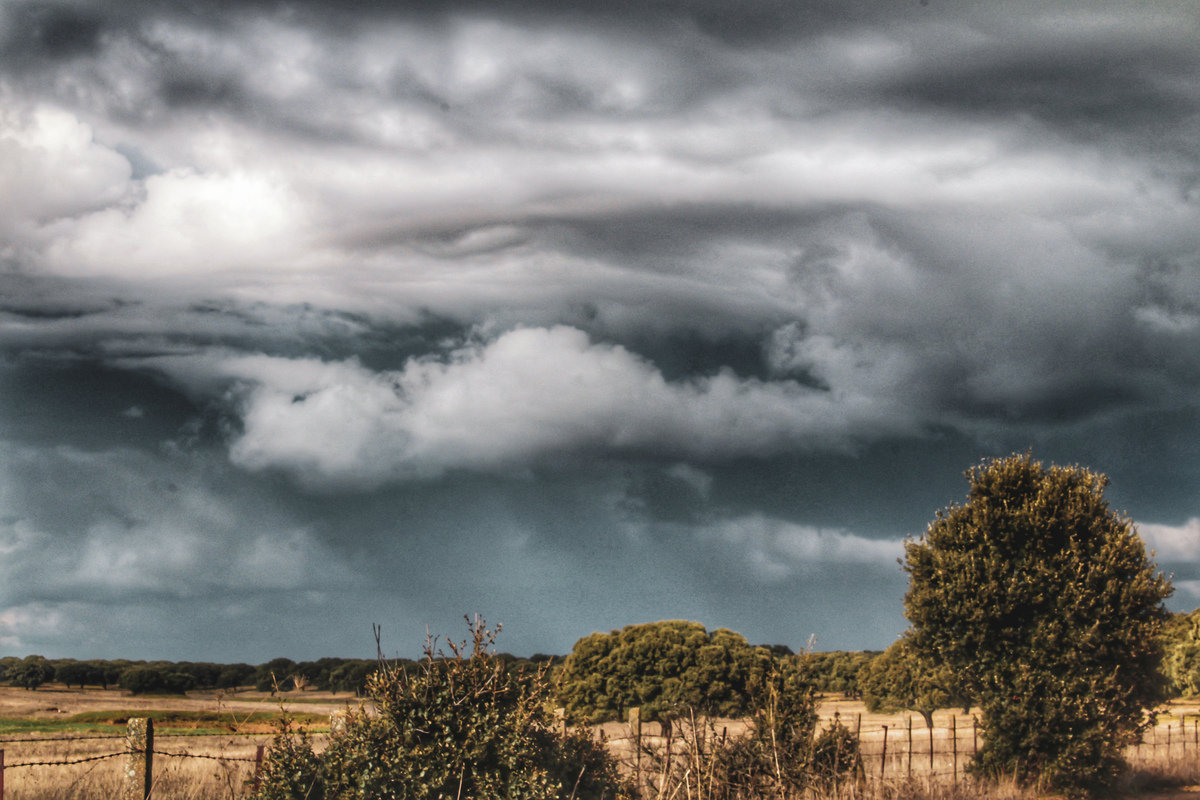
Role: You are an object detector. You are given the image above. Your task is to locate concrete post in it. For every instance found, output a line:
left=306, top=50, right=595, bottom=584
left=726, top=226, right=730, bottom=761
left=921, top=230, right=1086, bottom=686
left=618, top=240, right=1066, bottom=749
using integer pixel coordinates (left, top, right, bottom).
left=124, top=718, right=153, bottom=800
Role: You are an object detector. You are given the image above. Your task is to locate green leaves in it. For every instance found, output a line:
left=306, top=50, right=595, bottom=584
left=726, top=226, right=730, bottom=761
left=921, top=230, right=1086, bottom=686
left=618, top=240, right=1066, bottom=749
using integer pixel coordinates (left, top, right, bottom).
left=557, top=620, right=773, bottom=723
left=252, top=618, right=624, bottom=800
left=904, top=454, right=1171, bottom=796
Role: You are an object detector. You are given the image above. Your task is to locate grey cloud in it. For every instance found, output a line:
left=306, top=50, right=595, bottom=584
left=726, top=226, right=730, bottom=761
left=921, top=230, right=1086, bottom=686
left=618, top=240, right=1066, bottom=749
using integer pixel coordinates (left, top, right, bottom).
left=1, top=0, right=1199, bottom=659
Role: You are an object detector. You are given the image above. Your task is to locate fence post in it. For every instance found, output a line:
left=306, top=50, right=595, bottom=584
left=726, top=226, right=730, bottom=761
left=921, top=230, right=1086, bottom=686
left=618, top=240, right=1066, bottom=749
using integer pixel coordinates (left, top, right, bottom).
left=951, top=715, right=957, bottom=786
left=854, top=714, right=864, bottom=786
left=252, top=745, right=265, bottom=793
left=907, top=716, right=913, bottom=780
left=973, top=716, right=977, bottom=756
left=125, top=717, right=154, bottom=800
left=929, top=717, right=934, bottom=772
left=555, top=708, right=567, bottom=739
left=1168, top=719, right=1173, bottom=763
left=1, top=747, right=5, bottom=800
left=881, top=725, right=888, bottom=779
left=1183, top=714, right=1187, bottom=754
left=629, top=707, right=642, bottom=796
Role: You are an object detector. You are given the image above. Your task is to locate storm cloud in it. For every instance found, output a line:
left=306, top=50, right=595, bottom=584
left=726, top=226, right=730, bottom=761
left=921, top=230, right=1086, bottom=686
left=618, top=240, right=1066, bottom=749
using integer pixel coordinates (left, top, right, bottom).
left=0, top=0, right=1198, bottom=660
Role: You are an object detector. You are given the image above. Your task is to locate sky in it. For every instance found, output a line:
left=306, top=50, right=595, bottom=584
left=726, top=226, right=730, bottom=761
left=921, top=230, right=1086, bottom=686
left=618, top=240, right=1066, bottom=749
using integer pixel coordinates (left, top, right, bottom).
left=1, top=0, right=1199, bottom=663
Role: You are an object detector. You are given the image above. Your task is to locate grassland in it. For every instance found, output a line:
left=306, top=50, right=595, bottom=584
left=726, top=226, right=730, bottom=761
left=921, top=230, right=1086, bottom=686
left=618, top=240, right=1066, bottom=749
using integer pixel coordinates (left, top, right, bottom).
left=0, top=685, right=1198, bottom=799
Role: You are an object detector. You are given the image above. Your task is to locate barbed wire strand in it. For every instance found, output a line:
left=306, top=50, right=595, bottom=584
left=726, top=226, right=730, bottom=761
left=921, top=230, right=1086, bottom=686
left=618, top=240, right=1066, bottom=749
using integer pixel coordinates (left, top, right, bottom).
left=0, top=733, right=125, bottom=743
left=152, top=750, right=259, bottom=763
left=4, top=752, right=126, bottom=770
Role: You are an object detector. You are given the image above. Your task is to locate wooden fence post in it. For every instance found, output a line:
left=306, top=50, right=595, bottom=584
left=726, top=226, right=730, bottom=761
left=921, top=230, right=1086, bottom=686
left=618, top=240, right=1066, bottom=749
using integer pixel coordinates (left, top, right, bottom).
left=124, top=717, right=153, bottom=800
left=252, top=745, right=265, bottom=793
left=881, top=726, right=888, bottom=779
left=629, top=707, right=642, bottom=795
left=951, top=715, right=957, bottom=786
left=1168, top=720, right=1173, bottom=763
left=907, top=716, right=913, bottom=780
left=854, top=714, right=865, bottom=787
left=973, top=716, right=977, bottom=757
left=1, top=747, right=5, bottom=800
left=929, top=717, right=934, bottom=772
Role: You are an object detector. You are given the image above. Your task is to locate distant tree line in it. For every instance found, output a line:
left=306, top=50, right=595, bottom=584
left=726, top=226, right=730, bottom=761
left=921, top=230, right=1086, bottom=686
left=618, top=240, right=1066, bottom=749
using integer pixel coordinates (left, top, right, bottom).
left=9, top=621, right=1200, bottom=706
left=0, top=653, right=565, bottom=696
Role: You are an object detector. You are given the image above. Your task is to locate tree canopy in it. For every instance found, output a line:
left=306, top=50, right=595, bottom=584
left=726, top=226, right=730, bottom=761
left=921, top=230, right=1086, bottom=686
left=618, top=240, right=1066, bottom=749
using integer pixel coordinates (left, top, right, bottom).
left=904, top=454, right=1172, bottom=795
left=856, top=639, right=969, bottom=728
left=556, top=620, right=773, bottom=723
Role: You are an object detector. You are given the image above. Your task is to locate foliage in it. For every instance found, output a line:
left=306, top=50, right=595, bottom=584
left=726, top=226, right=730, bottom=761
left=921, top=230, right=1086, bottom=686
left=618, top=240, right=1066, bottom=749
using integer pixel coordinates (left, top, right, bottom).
left=804, top=650, right=879, bottom=697
left=1162, top=609, right=1200, bottom=697
left=7, top=655, right=52, bottom=690
left=255, top=658, right=298, bottom=693
left=118, top=666, right=196, bottom=695
left=904, top=454, right=1172, bottom=796
left=710, top=657, right=818, bottom=799
left=557, top=620, right=774, bottom=723
left=809, top=714, right=861, bottom=791
left=251, top=617, right=625, bottom=800
left=857, top=639, right=970, bottom=727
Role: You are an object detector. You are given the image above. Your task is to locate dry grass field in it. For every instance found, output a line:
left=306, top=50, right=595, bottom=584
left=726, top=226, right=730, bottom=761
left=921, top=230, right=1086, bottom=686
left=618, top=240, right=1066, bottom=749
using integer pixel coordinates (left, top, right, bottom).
left=0, top=684, right=355, bottom=799
left=1, top=685, right=1199, bottom=799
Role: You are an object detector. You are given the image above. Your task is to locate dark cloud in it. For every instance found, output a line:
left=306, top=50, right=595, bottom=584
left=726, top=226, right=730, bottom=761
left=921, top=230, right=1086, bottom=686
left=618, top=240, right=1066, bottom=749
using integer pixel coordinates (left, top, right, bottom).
left=0, top=0, right=1198, bottom=659
left=2, top=4, right=105, bottom=63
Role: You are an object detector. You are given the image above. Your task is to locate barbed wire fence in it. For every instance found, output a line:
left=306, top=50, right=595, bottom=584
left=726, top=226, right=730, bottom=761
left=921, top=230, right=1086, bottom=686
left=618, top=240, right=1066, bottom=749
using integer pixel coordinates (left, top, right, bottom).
left=0, top=717, right=314, bottom=800
left=580, top=706, right=1200, bottom=796
left=0, top=708, right=1195, bottom=799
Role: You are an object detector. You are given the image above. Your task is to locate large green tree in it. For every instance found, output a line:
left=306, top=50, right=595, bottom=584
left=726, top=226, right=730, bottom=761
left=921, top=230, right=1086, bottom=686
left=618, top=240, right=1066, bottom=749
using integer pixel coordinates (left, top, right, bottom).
left=556, top=620, right=772, bottom=723
left=904, top=454, right=1171, bottom=795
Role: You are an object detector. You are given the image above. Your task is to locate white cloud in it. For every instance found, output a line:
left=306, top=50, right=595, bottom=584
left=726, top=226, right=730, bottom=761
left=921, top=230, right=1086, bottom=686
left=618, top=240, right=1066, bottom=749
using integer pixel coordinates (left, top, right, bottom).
left=128, top=325, right=917, bottom=487
left=0, top=603, right=64, bottom=650
left=44, top=167, right=317, bottom=278
left=1138, top=518, right=1200, bottom=562
left=695, top=514, right=905, bottom=582
left=0, top=102, right=131, bottom=232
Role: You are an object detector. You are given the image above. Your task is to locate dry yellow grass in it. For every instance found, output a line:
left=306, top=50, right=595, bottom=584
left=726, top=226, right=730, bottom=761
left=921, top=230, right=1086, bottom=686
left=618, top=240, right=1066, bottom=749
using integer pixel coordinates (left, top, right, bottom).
left=2, top=686, right=1199, bottom=798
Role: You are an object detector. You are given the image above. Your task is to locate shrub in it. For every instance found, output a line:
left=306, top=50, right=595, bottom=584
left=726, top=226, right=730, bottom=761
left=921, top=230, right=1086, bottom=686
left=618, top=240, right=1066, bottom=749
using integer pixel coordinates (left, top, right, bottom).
left=251, top=617, right=625, bottom=800
left=810, top=714, right=861, bottom=791
left=710, top=657, right=818, bottom=799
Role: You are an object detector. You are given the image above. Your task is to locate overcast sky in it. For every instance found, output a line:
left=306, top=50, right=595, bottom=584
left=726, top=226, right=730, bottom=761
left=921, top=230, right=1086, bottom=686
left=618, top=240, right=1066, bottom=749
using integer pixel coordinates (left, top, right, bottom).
left=1, top=0, right=1199, bottom=663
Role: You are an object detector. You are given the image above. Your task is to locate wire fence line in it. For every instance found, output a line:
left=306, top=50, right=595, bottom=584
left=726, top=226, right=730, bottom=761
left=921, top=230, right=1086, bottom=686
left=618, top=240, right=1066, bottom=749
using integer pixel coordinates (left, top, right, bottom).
left=0, top=718, right=273, bottom=800
left=588, top=708, right=1200, bottom=789
left=1, top=710, right=1197, bottom=798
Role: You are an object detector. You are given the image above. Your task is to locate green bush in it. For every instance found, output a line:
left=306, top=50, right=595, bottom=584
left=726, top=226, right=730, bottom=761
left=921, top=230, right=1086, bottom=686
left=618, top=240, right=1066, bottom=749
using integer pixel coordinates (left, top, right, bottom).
left=809, top=715, right=861, bottom=791
left=710, top=658, right=818, bottom=800
left=251, top=618, right=625, bottom=800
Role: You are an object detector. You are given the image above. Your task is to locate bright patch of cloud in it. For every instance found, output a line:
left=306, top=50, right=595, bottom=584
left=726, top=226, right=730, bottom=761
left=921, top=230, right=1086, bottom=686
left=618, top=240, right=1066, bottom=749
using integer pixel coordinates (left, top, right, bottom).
left=0, top=103, right=131, bottom=231
left=695, top=514, right=905, bottom=582
left=1138, top=518, right=1200, bottom=562
left=128, top=325, right=916, bottom=487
